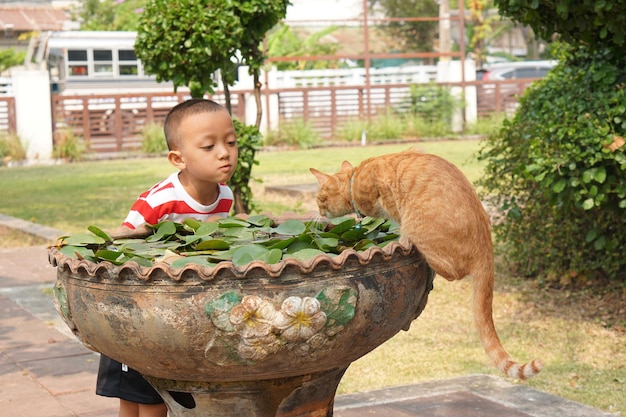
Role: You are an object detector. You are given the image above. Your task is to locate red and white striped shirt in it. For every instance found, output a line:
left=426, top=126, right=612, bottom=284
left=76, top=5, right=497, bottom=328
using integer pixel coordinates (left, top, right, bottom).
left=122, top=172, right=234, bottom=229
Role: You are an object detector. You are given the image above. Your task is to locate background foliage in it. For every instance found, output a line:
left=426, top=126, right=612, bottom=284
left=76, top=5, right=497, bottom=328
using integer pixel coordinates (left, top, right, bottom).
left=495, top=0, right=626, bottom=49
left=478, top=44, right=626, bottom=282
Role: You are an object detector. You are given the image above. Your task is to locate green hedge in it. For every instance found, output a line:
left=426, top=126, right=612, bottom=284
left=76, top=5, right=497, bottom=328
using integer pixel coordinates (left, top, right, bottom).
left=478, top=44, right=626, bottom=282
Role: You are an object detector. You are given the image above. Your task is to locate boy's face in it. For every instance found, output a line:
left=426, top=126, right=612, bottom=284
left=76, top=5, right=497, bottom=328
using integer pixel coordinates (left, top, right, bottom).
left=174, top=110, right=238, bottom=185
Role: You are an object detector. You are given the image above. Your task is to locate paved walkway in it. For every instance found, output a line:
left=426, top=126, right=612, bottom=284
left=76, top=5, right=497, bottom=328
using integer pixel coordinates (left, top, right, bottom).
left=0, top=214, right=618, bottom=416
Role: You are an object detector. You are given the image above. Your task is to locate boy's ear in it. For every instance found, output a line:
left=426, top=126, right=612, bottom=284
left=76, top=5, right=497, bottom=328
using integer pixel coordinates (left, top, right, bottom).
left=167, top=150, right=185, bottom=169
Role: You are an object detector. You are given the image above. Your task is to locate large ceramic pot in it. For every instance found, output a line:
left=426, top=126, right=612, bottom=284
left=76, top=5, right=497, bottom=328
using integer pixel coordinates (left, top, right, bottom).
left=49, top=237, right=433, bottom=417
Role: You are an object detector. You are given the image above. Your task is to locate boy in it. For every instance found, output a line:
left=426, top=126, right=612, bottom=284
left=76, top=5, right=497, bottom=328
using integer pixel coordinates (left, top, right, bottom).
left=96, top=98, right=239, bottom=417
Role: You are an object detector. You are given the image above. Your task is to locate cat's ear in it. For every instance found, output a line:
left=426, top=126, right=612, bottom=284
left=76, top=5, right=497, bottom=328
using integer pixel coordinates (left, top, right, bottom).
left=310, top=168, right=330, bottom=185
left=340, top=161, right=353, bottom=172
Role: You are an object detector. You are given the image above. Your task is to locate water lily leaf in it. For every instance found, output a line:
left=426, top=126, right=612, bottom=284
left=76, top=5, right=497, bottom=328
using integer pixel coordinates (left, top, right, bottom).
left=95, top=249, right=125, bottom=263
left=126, top=256, right=154, bottom=267
left=170, top=256, right=216, bottom=269
left=182, top=218, right=202, bottom=231
left=354, top=239, right=377, bottom=251
left=218, top=218, right=251, bottom=228
left=195, top=239, right=231, bottom=251
left=268, top=236, right=296, bottom=250
left=341, top=228, right=367, bottom=242
left=232, top=244, right=281, bottom=266
left=59, top=245, right=95, bottom=260
left=274, top=220, right=307, bottom=236
left=146, top=222, right=177, bottom=242
left=246, top=214, right=272, bottom=227
left=284, top=240, right=318, bottom=254
left=206, top=249, right=236, bottom=262
left=182, top=234, right=204, bottom=245
left=361, top=217, right=385, bottom=232
left=284, top=248, right=327, bottom=261
left=87, top=225, right=112, bottom=242
left=328, top=218, right=356, bottom=235
left=314, top=236, right=339, bottom=251
left=63, top=233, right=106, bottom=246
left=196, top=222, right=219, bottom=236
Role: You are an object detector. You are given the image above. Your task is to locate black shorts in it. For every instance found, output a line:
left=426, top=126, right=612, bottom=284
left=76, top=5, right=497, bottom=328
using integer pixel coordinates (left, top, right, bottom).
left=96, top=354, right=164, bottom=404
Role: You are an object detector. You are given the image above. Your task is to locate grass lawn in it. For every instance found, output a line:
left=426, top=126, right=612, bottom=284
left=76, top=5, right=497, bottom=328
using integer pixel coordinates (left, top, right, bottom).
left=1, top=139, right=624, bottom=415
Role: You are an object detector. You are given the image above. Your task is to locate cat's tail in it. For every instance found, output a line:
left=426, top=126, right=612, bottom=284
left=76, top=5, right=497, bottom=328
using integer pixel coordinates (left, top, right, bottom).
left=472, top=264, right=543, bottom=380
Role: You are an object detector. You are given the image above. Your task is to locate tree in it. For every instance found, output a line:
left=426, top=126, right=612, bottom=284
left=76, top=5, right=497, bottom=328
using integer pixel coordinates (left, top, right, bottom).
left=72, top=0, right=146, bottom=31
left=494, top=0, right=626, bottom=50
left=478, top=1, right=626, bottom=282
left=135, top=0, right=289, bottom=213
left=266, top=24, right=344, bottom=71
left=0, top=48, right=25, bottom=72
left=368, top=0, right=439, bottom=57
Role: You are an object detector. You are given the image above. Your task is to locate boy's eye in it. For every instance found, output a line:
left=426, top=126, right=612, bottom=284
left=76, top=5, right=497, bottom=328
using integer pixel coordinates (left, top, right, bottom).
left=228, top=140, right=238, bottom=147
left=203, top=145, right=214, bottom=150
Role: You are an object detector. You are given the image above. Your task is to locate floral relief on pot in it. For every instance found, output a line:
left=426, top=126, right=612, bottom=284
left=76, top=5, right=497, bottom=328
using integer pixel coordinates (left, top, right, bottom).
left=204, top=286, right=357, bottom=365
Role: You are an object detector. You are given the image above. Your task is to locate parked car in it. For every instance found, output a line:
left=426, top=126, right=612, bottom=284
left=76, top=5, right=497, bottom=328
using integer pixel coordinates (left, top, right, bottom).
left=476, top=60, right=557, bottom=114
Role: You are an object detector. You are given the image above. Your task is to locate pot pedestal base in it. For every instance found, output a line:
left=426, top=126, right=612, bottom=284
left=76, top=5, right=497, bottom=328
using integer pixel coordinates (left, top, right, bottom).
left=146, top=367, right=348, bottom=417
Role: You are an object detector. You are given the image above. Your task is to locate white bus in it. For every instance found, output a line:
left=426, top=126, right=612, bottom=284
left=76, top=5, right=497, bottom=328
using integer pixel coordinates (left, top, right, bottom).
left=36, top=31, right=186, bottom=95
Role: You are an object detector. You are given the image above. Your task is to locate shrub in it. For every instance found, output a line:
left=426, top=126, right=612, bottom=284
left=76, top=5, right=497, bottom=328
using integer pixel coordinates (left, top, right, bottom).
left=478, top=44, right=626, bottom=282
left=141, top=122, right=167, bottom=154
left=336, top=117, right=367, bottom=143
left=53, top=129, right=87, bottom=161
left=0, top=133, right=26, bottom=164
left=264, top=118, right=321, bottom=149
left=408, top=82, right=461, bottom=124
left=230, top=120, right=263, bottom=214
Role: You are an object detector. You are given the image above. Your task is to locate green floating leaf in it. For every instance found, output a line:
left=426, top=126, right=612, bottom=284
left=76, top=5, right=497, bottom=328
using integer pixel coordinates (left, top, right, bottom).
left=284, top=248, right=327, bottom=262
left=231, top=244, right=282, bottom=266
left=314, top=236, right=339, bottom=252
left=328, top=218, right=356, bottom=235
left=126, top=256, right=154, bottom=267
left=218, top=218, right=251, bottom=228
left=267, top=236, right=297, bottom=250
left=146, top=221, right=177, bottom=242
left=246, top=214, right=272, bottom=227
left=95, top=249, right=125, bottom=263
left=59, top=245, right=95, bottom=260
left=196, top=222, right=219, bottom=236
left=63, top=233, right=106, bottom=246
left=170, top=256, right=216, bottom=269
left=182, top=218, right=202, bottom=231
left=274, top=220, right=307, bottom=236
left=87, top=225, right=112, bottom=242
left=195, top=239, right=231, bottom=251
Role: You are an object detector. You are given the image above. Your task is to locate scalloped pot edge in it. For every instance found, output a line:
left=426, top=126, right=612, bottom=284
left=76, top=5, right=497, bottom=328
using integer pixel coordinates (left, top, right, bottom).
left=48, top=241, right=417, bottom=281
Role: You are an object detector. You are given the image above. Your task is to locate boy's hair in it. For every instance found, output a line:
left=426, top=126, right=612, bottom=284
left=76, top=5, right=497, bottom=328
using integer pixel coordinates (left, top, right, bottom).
left=164, top=98, right=228, bottom=150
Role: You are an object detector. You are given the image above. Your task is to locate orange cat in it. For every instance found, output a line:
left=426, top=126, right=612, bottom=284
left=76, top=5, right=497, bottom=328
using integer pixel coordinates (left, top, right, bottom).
left=310, top=148, right=543, bottom=379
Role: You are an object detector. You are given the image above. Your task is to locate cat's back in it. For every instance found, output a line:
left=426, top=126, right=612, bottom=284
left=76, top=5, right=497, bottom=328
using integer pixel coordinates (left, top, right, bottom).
left=365, top=149, right=469, bottom=183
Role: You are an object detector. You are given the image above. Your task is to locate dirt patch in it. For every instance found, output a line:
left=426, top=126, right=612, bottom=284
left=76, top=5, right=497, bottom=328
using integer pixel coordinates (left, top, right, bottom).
left=0, top=224, right=51, bottom=248
left=499, top=274, right=626, bottom=335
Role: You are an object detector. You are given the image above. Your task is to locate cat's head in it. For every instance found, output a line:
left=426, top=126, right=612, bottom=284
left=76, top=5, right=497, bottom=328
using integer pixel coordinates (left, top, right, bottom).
left=310, top=161, right=355, bottom=218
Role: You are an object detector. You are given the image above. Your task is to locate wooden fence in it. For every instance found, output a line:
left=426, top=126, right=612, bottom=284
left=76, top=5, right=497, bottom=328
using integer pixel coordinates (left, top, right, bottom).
left=1, top=78, right=537, bottom=154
